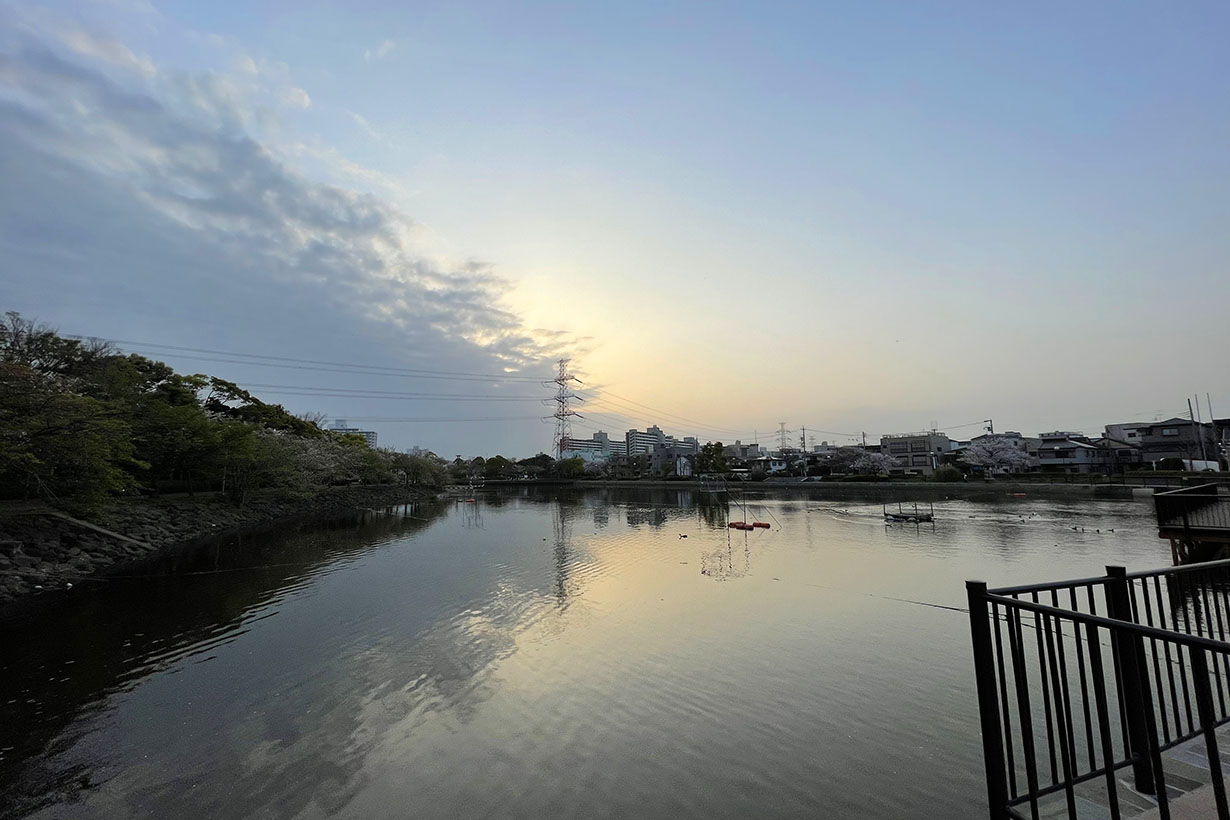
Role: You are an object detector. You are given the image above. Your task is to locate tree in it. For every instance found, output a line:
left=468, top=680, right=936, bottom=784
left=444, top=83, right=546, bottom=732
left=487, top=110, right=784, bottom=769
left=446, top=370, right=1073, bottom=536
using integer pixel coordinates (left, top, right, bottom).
left=387, top=450, right=446, bottom=486
left=555, top=457, right=585, bottom=478
left=852, top=452, right=898, bottom=475
left=518, top=453, right=555, bottom=471
left=828, top=447, right=868, bottom=474
left=962, top=438, right=1031, bottom=475
left=695, top=441, right=727, bottom=474
left=484, top=455, right=514, bottom=478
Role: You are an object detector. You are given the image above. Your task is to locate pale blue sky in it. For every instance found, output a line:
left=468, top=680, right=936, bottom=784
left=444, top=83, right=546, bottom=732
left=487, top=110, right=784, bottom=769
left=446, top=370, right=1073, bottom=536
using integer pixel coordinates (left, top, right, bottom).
left=2, top=0, right=1227, bottom=455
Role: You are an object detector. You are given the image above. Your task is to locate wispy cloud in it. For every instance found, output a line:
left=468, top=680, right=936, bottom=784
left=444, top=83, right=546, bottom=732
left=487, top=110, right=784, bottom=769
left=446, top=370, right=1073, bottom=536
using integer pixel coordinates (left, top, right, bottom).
left=0, top=23, right=572, bottom=377
left=363, top=38, right=394, bottom=63
left=347, top=109, right=386, bottom=143
left=58, top=27, right=156, bottom=77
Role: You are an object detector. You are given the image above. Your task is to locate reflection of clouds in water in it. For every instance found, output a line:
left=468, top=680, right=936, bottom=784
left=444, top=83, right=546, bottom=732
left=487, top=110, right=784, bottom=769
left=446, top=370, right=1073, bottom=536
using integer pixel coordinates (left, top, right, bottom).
left=83, top=535, right=566, bottom=820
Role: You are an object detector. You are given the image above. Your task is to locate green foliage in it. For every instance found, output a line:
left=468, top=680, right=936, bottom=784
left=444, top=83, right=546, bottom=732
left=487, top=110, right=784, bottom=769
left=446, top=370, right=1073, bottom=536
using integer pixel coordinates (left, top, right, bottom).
left=0, top=311, right=447, bottom=509
left=484, top=455, right=515, bottom=478
left=931, top=465, right=965, bottom=482
left=555, top=457, right=585, bottom=478
left=696, top=441, right=727, bottom=474
left=517, top=453, right=555, bottom=471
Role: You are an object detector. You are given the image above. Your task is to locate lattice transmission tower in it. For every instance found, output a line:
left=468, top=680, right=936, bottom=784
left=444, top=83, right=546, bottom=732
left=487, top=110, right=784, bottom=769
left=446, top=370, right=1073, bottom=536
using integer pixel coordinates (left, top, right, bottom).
left=547, top=358, right=583, bottom=459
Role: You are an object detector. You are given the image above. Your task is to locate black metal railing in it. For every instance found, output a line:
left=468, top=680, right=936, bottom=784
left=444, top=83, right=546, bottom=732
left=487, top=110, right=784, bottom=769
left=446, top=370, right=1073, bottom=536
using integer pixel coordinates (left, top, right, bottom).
left=1155, top=484, right=1230, bottom=534
left=969, top=559, right=1230, bottom=820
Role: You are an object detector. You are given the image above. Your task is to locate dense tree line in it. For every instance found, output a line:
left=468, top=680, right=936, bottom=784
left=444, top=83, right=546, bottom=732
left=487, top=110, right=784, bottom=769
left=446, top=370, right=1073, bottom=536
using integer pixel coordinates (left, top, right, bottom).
left=0, top=312, right=449, bottom=509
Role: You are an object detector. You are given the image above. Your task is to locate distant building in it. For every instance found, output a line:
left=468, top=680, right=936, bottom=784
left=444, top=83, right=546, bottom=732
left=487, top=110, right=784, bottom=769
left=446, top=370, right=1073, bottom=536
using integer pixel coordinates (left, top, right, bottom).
left=1103, top=418, right=1218, bottom=466
left=330, top=419, right=377, bottom=448
left=724, top=440, right=766, bottom=462
left=561, top=431, right=627, bottom=463
left=748, top=456, right=788, bottom=474
left=1036, top=432, right=1101, bottom=473
left=1093, top=436, right=1144, bottom=470
left=880, top=431, right=950, bottom=476
left=649, top=447, right=696, bottom=478
left=625, top=426, right=669, bottom=456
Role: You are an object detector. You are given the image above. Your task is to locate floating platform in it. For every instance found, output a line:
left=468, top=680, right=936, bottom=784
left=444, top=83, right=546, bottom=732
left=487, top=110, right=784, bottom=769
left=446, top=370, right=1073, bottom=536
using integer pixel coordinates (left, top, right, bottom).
left=884, top=512, right=933, bottom=523
left=883, top=502, right=935, bottom=524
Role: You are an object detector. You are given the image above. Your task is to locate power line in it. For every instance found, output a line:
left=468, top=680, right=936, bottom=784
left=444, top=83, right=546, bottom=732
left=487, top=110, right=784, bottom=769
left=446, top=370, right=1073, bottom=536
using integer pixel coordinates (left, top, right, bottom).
left=234, top=383, right=546, bottom=401
left=76, top=338, right=548, bottom=383
left=311, top=415, right=546, bottom=423
left=575, top=390, right=759, bottom=437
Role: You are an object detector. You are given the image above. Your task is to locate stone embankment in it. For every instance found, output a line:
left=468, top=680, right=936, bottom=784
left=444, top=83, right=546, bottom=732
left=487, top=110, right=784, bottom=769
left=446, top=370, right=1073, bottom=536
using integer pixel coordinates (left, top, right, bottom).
left=0, top=485, right=435, bottom=606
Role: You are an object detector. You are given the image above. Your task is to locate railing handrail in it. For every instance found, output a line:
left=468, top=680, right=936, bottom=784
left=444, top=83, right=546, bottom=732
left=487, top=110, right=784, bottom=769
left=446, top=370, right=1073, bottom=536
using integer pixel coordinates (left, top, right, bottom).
left=1125, top=555, right=1230, bottom=580
left=986, top=592, right=1230, bottom=655
left=988, top=557, right=1230, bottom=596
left=1156, top=482, right=1228, bottom=498
left=988, top=575, right=1110, bottom=596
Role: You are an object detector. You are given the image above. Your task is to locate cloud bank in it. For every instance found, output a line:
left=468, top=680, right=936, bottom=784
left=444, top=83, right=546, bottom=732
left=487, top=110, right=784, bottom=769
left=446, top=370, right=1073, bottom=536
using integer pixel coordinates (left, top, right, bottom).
left=0, top=13, right=573, bottom=439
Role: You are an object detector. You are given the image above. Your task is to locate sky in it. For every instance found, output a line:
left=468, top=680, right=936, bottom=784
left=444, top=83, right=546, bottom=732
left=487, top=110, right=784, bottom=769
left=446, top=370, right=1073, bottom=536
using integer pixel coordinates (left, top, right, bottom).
left=1, top=0, right=1227, bottom=458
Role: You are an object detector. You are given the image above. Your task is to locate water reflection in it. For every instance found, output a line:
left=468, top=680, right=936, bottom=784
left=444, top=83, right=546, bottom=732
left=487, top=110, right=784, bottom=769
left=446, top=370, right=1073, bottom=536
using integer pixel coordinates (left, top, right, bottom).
left=0, top=489, right=1165, bottom=820
left=0, top=501, right=449, bottom=819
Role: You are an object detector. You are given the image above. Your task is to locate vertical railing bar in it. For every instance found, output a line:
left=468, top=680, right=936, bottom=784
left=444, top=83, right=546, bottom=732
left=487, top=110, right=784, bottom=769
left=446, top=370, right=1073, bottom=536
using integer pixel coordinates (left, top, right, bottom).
left=1143, top=576, right=1183, bottom=739
left=1195, top=570, right=1225, bottom=717
left=1162, top=575, right=1196, bottom=735
left=1042, top=611, right=1078, bottom=817
left=1032, top=591, right=1058, bottom=784
left=1085, top=621, right=1120, bottom=820
left=1178, top=573, right=1199, bottom=733
left=1069, top=586, right=1096, bottom=771
left=1050, top=590, right=1083, bottom=779
left=1151, top=575, right=1188, bottom=737
left=968, top=583, right=1010, bottom=820
left=1202, top=568, right=1230, bottom=720
left=1010, top=608, right=1042, bottom=820
left=1216, top=568, right=1230, bottom=721
left=1191, top=647, right=1230, bottom=820
left=1107, top=566, right=1156, bottom=795
left=1178, top=572, right=1195, bottom=637
left=1136, top=654, right=1170, bottom=820
left=992, top=600, right=1019, bottom=797
left=1196, top=571, right=1227, bottom=713
left=1137, top=582, right=1173, bottom=744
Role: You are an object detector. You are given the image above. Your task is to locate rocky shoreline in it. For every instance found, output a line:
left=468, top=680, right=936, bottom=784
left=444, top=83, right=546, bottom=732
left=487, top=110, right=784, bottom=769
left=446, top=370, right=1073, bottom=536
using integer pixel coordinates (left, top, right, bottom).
left=0, top=485, right=438, bottom=607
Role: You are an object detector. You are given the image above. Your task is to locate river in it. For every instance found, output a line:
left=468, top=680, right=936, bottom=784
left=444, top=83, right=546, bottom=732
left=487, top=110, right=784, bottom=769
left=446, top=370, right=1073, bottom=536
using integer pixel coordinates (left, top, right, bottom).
left=0, top=487, right=1165, bottom=819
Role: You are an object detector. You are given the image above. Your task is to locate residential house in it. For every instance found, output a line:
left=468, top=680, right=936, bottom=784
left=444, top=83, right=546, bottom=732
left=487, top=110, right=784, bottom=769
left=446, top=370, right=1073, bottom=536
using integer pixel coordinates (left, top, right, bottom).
left=1103, top=418, right=1219, bottom=467
left=1036, top=432, right=1102, bottom=473
left=880, top=431, right=951, bottom=477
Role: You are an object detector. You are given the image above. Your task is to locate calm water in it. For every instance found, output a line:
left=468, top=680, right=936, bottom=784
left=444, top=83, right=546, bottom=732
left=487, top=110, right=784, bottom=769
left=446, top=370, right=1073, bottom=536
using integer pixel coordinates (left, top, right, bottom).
left=0, top=488, right=1165, bottom=819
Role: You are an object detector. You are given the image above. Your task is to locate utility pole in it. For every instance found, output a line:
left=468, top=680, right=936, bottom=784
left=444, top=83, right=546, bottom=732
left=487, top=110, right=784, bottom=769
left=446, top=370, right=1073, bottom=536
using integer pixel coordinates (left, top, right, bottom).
left=1188, top=398, right=1208, bottom=464
left=861, top=432, right=867, bottom=450
left=549, top=359, right=583, bottom=459
left=800, top=425, right=807, bottom=452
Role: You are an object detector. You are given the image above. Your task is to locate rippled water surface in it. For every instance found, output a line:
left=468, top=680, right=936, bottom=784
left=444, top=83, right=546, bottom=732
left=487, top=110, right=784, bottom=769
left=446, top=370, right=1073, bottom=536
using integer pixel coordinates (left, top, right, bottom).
left=0, top=488, right=1167, bottom=819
